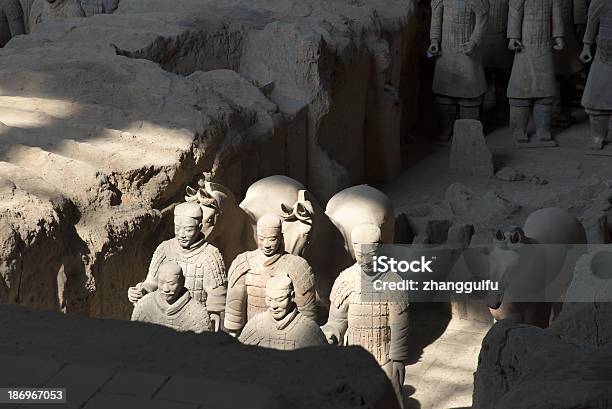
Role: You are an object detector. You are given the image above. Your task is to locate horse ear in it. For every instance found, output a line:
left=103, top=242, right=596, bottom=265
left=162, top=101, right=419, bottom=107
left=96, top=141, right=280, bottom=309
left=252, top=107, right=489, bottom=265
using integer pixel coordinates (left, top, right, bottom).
left=495, top=230, right=505, bottom=241
left=185, top=185, right=198, bottom=202
left=281, top=203, right=293, bottom=216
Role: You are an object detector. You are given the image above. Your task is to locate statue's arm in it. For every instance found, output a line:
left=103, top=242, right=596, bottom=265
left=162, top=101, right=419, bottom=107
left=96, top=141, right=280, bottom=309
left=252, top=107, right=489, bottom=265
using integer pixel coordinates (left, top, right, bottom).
left=321, top=303, right=349, bottom=344
left=389, top=301, right=411, bottom=363
left=430, top=0, right=443, bottom=42
left=130, top=301, right=144, bottom=322
left=223, top=256, right=248, bottom=333
left=293, top=265, right=317, bottom=322
left=204, top=247, right=227, bottom=314
left=583, top=0, right=603, bottom=45
left=468, top=0, right=490, bottom=46
left=552, top=0, right=566, bottom=39
left=141, top=243, right=167, bottom=293
left=507, top=0, right=526, bottom=39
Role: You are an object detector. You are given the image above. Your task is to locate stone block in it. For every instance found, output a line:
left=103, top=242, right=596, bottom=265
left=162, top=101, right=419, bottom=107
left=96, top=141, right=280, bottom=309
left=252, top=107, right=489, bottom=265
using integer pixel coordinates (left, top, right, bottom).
left=0, top=355, right=63, bottom=387
left=101, top=370, right=168, bottom=398
left=83, top=393, right=198, bottom=409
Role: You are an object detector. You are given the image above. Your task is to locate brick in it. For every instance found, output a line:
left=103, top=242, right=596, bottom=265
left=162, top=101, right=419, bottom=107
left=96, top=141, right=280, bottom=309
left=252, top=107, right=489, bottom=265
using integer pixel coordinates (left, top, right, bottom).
left=0, top=355, right=63, bottom=387
left=82, top=392, right=198, bottom=409
left=155, top=375, right=291, bottom=409
left=101, top=370, right=168, bottom=398
left=41, top=365, right=115, bottom=409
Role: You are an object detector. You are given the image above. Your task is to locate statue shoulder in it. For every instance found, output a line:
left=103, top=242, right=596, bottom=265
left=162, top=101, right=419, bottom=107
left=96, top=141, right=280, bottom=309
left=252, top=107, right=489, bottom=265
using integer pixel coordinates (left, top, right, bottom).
left=467, top=0, right=489, bottom=14
left=431, top=0, right=443, bottom=10
left=283, top=254, right=315, bottom=293
left=228, top=251, right=254, bottom=286
left=330, top=267, right=357, bottom=308
left=238, top=313, right=264, bottom=344
left=203, top=243, right=226, bottom=287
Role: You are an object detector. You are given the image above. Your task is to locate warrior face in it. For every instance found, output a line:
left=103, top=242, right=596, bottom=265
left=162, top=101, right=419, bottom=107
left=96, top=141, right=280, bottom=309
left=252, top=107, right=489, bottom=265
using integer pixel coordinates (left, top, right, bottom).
left=351, top=224, right=382, bottom=275
left=158, top=262, right=185, bottom=305
left=174, top=203, right=204, bottom=249
left=257, top=214, right=283, bottom=257
left=265, top=275, right=295, bottom=320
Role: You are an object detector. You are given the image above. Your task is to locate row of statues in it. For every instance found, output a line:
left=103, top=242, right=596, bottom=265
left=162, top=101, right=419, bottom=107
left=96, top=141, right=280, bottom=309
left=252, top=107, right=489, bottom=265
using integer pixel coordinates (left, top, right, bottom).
left=429, top=0, right=611, bottom=149
left=128, top=186, right=409, bottom=405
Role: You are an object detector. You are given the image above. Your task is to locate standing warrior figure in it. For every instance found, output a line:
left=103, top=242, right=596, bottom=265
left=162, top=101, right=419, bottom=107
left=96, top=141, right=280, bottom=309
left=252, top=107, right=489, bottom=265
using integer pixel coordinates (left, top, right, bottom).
left=224, top=213, right=316, bottom=336
left=128, top=202, right=227, bottom=331
left=580, top=0, right=612, bottom=149
left=554, top=0, right=588, bottom=127
left=321, top=224, right=410, bottom=408
left=506, top=0, right=565, bottom=144
left=482, top=0, right=514, bottom=113
left=0, top=0, right=24, bottom=47
left=29, top=0, right=84, bottom=29
left=428, top=0, right=490, bottom=140
left=239, top=274, right=327, bottom=350
left=131, top=261, right=213, bottom=334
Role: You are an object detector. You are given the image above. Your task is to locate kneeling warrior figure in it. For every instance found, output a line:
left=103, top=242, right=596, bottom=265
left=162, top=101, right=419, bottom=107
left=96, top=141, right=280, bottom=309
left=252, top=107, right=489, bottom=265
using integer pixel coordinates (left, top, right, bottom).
left=239, top=274, right=327, bottom=350
left=128, top=202, right=226, bottom=331
left=322, top=224, right=410, bottom=408
left=131, top=261, right=213, bottom=334
left=580, top=0, right=612, bottom=149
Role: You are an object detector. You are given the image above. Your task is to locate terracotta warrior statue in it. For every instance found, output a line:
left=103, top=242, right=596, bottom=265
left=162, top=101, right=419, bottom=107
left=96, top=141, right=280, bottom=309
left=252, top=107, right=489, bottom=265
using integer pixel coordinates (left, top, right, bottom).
left=553, top=0, right=588, bottom=127
left=128, top=202, right=227, bottom=331
left=428, top=0, right=489, bottom=140
left=482, top=0, right=513, bottom=113
left=580, top=0, right=612, bottom=149
left=131, top=261, right=213, bottom=334
left=239, top=274, right=327, bottom=350
left=0, top=0, right=24, bottom=47
left=321, top=224, right=410, bottom=408
left=224, top=213, right=316, bottom=336
left=507, top=0, right=565, bottom=144
left=29, top=0, right=84, bottom=29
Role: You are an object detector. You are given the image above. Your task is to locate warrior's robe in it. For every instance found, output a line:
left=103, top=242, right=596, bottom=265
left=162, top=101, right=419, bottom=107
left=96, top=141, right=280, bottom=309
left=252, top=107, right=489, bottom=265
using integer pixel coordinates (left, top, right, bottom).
left=131, top=289, right=212, bottom=334
left=143, top=237, right=227, bottom=314
left=507, top=0, right=565, bottom=100
left=431, top=0, right=489, bottom=98
left=224, top=250, right=316, bottom=332
left=554, top=0, right=588, bottom=75
left=239, top=309, right=327, bottom=350
left=582, top=0, right=612, bottom=113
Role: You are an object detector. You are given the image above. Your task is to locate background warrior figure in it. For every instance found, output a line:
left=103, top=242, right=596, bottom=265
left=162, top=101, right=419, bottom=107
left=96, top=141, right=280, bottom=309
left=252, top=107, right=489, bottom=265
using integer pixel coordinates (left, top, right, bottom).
left=29, top=0, right=85, bottom=29
left=131, top=261, right=213, bottom=334
left=128, top=202, right=227, bottom=331
left=506, top=0, right=565, bottom=144
left=428, top=0, right=489, bottom=140
left=580, top=0, right=612, bottom=149
left=239, top=274, right=327, bottom=350
left=224, top=213, right=316, bottom=336
left=322, top=224, right=410, bottom=408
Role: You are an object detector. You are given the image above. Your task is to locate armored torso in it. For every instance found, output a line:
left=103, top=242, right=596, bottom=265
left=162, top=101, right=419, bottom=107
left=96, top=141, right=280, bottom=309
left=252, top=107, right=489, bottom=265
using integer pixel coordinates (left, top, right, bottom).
left=330, top=264, right=409, bottom=366
left=520, top=0, right=554, bottom=48
left=238, top=309, right=326, bottom=350
left=131, top=290, right=212, bottom=334
left=147, top=238, right=226, bottom=311
left=441, top=0, right=477, bottom=51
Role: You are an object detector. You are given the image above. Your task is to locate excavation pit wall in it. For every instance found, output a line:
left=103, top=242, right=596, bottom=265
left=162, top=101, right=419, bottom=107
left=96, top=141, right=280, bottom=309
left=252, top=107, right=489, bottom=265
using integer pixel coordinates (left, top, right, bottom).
left=0, top=0, right=423, bottom=319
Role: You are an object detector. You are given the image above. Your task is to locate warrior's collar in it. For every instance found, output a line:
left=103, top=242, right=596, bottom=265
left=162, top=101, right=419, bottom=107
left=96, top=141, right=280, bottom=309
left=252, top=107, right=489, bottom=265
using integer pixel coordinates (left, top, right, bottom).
left=173, top=236, right=207, bottom=254
left=270, top=306, right=299, bottom=330
left=354, top=262, right=384, bottom=282
left=155, top=288, right=191, bottom=316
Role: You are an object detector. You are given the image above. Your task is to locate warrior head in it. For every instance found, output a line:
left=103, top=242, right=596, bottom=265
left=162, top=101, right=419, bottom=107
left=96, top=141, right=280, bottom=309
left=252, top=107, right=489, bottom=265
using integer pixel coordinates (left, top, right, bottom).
left=351, top=223, right=382, bottom=275
left=174, top=202, right=204, bottom=249
left=257, top=214, right=284, bottom=257
left=157, top=261, right=185, bottom=305
left=265, top=274, right=295, bottom=321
